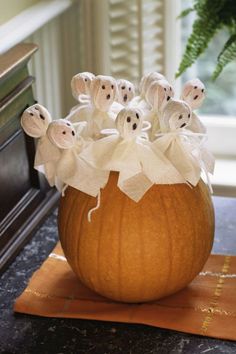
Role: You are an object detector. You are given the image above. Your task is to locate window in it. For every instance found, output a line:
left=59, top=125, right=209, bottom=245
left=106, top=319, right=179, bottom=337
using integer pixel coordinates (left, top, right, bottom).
left=180, top=0, right=236, bottom=195
left=181, top=0, right=236, bottom=118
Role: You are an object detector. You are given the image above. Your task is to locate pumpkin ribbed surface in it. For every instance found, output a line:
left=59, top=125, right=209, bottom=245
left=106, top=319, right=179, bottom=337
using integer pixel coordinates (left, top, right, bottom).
left=58, top=173, right=214, bottom=303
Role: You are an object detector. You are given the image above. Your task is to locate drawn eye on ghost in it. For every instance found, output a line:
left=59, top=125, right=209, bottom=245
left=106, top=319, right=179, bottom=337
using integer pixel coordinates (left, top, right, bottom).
left=90, top=75, right=118, bottom=112
left=47, top=119, right=77, bottom=149
left=181, top=78, right=205, bottom=110
left=71, top=72, right=95, bottom=100
left=21, top=104, right=52, bottom=138
left=160, top=99, right=192, bottom=132
left=115, top=108, right=143, bottom=139
left=117, top=79, right=135, bottom=105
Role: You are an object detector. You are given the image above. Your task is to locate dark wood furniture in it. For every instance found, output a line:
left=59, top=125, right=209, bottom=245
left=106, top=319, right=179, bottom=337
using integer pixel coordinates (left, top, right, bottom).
left=0, top=43, right=59, bottom=273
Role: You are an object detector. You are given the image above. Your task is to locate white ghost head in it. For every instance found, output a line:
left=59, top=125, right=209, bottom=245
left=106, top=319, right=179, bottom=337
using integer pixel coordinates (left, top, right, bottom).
left=160, top=99, right=192, bottom=132
left=90, top=75, right=118, bottom=111
left=116, top=108, right=143, bottom=139
left=71, top=72, right=95, bottom=99
left=21, top=104, right=51, bottom=138
left=146, top=79, right=174, bottom=112
left=139, top=72, right=166, bottom=98
left=117, top=79, right=135, bottom=105
left=47, top=119, right=77, bottom=149
left=181, top=78, right=205, bottom=110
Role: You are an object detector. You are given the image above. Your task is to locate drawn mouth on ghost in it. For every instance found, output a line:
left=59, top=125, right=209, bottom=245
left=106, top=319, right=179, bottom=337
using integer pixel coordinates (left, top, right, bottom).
left=180, top=123, right=187, bottom=128
left=106, top=94, right=111, bottom=100
left=124, top=94, right=128, bottom=102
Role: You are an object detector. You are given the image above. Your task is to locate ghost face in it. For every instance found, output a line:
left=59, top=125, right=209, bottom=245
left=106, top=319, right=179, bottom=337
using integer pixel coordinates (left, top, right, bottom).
left=139, top=72, right=166, bottom=98
left=71, top=72, right=95, bottom=99
left=21, top=104, right=51, bottom=138
left=161, top=99, right=192, bottom=132
left=146, top=79, right=174, bottom=112
left=117, top=79, right=135, bottom=105
left=116, top=108, right=143, bottom=139
left=181, top=78, right=205, bottom=110
left=47, top=119, right=76, bottom=149
left=90, top=75, right=118, bottom=112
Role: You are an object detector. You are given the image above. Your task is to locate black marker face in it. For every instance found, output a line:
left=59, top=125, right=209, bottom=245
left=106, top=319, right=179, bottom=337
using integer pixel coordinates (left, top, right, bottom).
left=133, top=123, right=137, bottom=130
left=124, top=94, right=128, bottom=102
left=167, top=96, right=170, bottom=101
left=127, top=117, right=131, bottom=123
left=72, top=131, right=75, bottom=136
left=180, top=123, right=186, bottom=128
left=194, top=95, right=198, bottom=100
left=40, top=114, right=45, bottom=120
left=121, top=86, right=125, bottom=90
left=136, top=113, right=139, bottom=119
left=62, top=131, right=66, bottom=135
left=178, top=114, right=183, bottom=120
left=30, top=112, right=34, bottom=116
left=106, top=94, right=111, bottom=100
left=102, top=85, right=105, bottom=89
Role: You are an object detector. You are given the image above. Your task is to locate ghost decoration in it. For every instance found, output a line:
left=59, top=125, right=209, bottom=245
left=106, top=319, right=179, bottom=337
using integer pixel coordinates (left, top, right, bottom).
left=139, top=72, right=166, bottom=99
left=145, top=79, right=175, bottom=140
left=81, top=107, right=185, bottom=201
left=21, top=103, right=51, bottom=138
left=181, top=78, right=206, bottom=133
left=68, top=75, right=118, bottom=139
left=130, top=71, right=166, bottom=113
left=20, top=104, right=62, bottom=189
left=47, top=119, right=109, bottom=197
left=71, top=72, right=95, bottom=101
left=69, top=72, right=95, bottom=117
left=152, top=99, right=203, bottom=186
left=116, top=79, right=135, bottom=105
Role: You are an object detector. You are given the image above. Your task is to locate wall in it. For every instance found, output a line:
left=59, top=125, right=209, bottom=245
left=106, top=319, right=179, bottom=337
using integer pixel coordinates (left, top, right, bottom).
left=0, top=0, right=40, bottom=24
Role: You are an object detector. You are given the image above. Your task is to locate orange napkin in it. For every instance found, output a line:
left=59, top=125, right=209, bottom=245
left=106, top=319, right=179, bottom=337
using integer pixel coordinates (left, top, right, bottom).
left=14, top=243, right=236, bottom=341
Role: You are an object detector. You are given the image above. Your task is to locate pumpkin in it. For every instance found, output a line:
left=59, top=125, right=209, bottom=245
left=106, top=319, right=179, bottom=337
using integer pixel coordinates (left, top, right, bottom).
left=58, top=172, right=214, bottom=303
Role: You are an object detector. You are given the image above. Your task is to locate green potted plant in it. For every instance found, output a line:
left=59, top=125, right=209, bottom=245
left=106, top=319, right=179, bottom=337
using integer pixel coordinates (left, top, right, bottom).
left=177, top=0, right=236, bottom=80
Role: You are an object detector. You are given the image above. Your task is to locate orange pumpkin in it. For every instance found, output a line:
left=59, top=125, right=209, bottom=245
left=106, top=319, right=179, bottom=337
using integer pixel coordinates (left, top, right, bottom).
left=58, top=172, right=214, bottom=303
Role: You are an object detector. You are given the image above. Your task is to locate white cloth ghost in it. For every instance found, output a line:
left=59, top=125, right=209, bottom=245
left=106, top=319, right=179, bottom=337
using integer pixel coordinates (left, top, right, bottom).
left=152, top=99, right=203, bottom=186
left=129, top=71, right=166, bottom=114
left=71, top=71, right=95, bottom=102
left=70, top=72, right=95, bottom=117
left=47, top=119, right=109, bottom=197
left=67, top=75, right=118, bottom=139
left=181, top=78, right=206, bottom=133
left=20, top=104, right=62, bottom=189
left=81, top=107, right=185, bottom=201
left=139, top=72, right=166, bottom=98
left=116, top=79, right=135, bottom=105
left=145, top=79, right=175, bottom=141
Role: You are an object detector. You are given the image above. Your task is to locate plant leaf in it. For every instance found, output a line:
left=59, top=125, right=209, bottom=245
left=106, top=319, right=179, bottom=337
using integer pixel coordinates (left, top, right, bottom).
left=176, top=0, right=229, bottom=78
left=212, top=33, right=236, bottom=79
left=176, top=17, right=219, bottom=77
left=177, top=7, right=194, bottom=19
